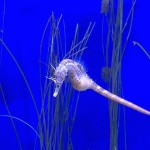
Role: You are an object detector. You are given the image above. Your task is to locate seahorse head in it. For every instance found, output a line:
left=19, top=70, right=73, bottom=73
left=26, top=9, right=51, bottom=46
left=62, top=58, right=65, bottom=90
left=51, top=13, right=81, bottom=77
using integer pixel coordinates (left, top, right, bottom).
left=51, top=64, right=68, bottom=97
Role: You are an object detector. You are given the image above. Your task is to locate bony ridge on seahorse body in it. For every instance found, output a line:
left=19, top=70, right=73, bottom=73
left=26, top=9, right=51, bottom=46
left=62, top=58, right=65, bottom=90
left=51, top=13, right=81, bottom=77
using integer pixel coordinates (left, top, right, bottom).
left=48, top=59, right=150, bottom=115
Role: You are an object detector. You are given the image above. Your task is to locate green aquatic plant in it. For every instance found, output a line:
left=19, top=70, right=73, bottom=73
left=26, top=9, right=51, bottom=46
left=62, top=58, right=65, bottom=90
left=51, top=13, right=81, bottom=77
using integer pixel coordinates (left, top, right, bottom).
left=0, top=12, right=95, bottom=149
left=133, top=41, right=150, bottom=59
left=0, top=0, right=5, bottom=66
left=0, top=84, right=22, bottom=149
left=101, top=0, right=136, bottom=149
left=101, top=66, right=111, bottom=83
left=39, top=13, right=95, bottom=149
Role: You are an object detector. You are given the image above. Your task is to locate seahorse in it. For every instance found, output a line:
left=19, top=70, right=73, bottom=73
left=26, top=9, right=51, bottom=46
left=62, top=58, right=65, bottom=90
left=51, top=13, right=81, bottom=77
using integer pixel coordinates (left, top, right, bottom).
left=48, top=59, right=150, bottom=115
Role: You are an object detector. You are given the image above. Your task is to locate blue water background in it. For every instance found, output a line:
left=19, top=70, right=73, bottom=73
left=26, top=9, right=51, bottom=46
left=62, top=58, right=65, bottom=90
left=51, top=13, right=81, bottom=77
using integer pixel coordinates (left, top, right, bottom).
left=0, top=0, right=150, bottom=149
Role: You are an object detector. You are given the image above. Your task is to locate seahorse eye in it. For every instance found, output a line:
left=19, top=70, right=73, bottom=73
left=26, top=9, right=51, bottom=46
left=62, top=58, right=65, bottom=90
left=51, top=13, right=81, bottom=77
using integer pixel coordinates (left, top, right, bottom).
left=54, top=71, right=64, bottom=84
left=55, top=75, right=62, bottom=84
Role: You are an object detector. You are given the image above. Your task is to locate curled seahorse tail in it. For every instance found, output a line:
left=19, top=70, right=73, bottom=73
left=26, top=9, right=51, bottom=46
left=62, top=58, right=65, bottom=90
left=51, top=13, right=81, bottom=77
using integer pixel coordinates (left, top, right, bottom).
left=91, top=83, right=150, bottom=115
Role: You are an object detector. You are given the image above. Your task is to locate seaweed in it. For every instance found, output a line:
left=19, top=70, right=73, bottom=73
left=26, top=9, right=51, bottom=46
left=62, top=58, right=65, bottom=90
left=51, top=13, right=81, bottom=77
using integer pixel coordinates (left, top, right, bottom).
left=133, top=41, right=150, bottom=59
left=0, top=12, right=94, bottom=149
left=101, top=0, right=136, bottom=149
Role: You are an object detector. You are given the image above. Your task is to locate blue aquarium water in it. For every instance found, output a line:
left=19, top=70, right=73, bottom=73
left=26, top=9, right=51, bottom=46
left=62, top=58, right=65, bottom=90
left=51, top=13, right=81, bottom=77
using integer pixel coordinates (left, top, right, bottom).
left=0, top=0, right=150, bottom=150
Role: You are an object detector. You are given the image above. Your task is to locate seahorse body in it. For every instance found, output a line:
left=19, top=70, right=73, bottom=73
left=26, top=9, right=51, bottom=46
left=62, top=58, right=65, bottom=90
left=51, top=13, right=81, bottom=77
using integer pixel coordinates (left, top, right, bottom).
left=51, top=59, right=150, bottom=115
